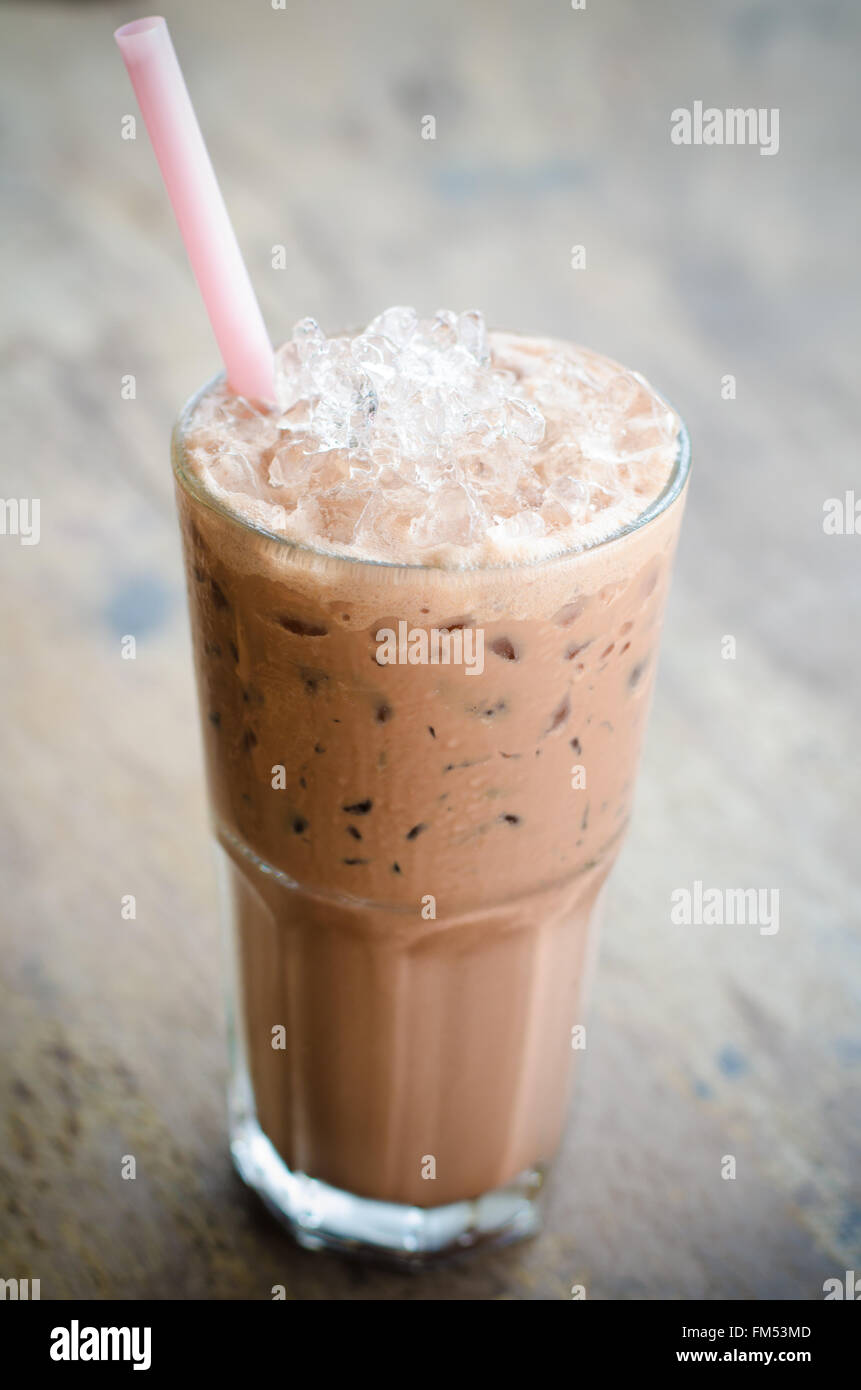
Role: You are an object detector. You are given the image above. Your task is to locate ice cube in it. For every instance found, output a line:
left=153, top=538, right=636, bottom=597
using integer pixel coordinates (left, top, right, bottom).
left=410, top=483, right=477, bottom=550
left=549, top=475, right=591, bottom=516
left=456, top=309, right=489, bottom=366
left=506, top=398, right=545, bottom=445
left=487, top=511, right=547, bottom=544
left=367, top=305, right=418, bottom=347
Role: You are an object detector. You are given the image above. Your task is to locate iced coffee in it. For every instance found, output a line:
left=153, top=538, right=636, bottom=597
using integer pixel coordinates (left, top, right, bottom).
left=172, top=308, right=689, bottom=1259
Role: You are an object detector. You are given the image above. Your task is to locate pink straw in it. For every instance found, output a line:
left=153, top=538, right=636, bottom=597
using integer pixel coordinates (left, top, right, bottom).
left=115, top=16, right=275, bottom=402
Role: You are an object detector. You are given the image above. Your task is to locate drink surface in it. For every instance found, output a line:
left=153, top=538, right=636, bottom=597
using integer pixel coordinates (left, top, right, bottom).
left=174, top=314, right=688, bottom=1211
left=182, top=308, right=680, bottom=566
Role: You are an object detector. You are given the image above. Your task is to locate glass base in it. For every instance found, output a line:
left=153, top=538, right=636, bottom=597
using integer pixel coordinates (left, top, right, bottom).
left=229, top=1103, right=544, bottom=1266
left=220, top=842, right=547, bottom=1266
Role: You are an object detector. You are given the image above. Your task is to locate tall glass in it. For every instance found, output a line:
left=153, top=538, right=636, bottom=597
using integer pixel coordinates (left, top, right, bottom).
left=172, top=377, right=690, bottom=1262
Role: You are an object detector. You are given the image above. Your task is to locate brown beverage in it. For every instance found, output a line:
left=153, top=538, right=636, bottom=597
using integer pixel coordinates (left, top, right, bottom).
left=173, top=310, right=689, bottom=1258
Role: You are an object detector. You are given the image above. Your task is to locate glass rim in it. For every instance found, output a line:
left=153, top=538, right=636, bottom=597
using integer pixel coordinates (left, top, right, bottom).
left=172, top=370, right=691, bottom=574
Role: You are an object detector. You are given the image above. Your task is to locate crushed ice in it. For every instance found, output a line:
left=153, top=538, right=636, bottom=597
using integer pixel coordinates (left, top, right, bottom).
left=191, top=308, right=679, bottom=558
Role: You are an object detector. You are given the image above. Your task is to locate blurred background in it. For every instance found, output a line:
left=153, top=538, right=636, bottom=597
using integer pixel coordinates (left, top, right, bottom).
left=0, top=0, right=858, bottom=1299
